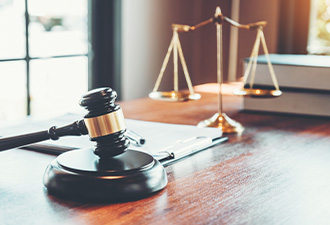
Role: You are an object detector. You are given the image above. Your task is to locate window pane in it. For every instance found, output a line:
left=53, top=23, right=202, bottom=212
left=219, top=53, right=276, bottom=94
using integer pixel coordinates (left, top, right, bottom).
left=30, top=56, right=88, bottom=119
left=308, top=0, right=330, bottom=54
left=0, top=0, right=26, bottom=59
left=28, top=0, right=88, bottom=57
left=0, top=61, right=27, bottom=121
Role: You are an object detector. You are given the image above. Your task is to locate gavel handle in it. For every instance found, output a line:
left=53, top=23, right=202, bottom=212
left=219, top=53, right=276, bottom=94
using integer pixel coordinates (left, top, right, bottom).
left=0, top=120, right=88, bottom=151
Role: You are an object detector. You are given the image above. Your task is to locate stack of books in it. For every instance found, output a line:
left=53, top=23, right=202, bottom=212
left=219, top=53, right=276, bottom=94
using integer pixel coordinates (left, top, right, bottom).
left=241, top=54, right=330, bottom=117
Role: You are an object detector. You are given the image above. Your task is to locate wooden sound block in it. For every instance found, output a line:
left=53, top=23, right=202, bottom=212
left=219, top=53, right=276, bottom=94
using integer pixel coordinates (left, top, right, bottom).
left=43, top=149, right=167, bottom=202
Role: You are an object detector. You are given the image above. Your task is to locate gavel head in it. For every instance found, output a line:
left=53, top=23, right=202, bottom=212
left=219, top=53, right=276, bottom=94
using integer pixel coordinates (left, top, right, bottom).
left=79, top=87, right=129, bottom=158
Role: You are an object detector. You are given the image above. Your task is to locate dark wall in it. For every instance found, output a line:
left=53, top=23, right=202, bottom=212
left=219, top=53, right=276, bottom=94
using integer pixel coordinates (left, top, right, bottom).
left=237, top=0, right=280, bottom=78
left=187, top=0, right=281, bottom=84
left=277, top=0, right=311, bottom=54
left=190, top=1, right=231, bottom=85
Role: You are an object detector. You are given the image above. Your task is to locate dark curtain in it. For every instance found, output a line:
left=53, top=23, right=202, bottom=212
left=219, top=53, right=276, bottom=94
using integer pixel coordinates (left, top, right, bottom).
left=88, top=0, right=122, bottom=98
left=277, top=0, right=311, bottom=54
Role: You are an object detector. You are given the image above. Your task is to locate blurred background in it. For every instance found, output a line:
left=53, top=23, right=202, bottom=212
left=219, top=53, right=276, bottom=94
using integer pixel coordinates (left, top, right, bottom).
left=0, top=0, right=327, bottom=122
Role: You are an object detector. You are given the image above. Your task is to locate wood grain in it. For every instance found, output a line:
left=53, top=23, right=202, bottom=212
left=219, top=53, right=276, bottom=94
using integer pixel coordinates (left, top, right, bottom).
left=1, top=87, right=330, bottom=225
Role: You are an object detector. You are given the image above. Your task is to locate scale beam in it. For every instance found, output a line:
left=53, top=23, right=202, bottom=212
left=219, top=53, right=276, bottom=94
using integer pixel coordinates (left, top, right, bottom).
left=150, top=5, right=281, bottom=133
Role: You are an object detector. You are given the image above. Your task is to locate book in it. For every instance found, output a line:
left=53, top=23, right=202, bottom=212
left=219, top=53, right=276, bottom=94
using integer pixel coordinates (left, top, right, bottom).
left=244, top=54, right=330, bottom=91
left=241, top=54, right=330, bottom=117
left=242, top=88, right=330, bottom=117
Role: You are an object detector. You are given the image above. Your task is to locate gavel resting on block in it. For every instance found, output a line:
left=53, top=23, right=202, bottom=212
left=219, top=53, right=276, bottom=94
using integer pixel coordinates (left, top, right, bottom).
left=0, top=87, right=167, bottom=202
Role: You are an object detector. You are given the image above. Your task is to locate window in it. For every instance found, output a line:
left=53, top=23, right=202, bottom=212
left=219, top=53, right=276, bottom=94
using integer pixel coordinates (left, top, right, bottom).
left=308, top=0, right=330, bottom=54
left=0, top=0, right=88, bottom=121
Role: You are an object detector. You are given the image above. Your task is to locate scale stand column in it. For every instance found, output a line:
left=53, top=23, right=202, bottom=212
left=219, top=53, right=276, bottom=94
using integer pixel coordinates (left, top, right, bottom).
left=197, top=7, right=244, bottom=134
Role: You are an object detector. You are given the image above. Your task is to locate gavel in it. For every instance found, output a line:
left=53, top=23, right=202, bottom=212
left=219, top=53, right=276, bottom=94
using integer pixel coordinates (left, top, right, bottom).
left=0, top=87, right=167, bottom=202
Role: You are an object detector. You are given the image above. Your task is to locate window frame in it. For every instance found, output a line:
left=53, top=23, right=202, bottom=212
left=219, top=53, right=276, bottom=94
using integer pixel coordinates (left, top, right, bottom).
left=0, top=0, right=122, bottom=118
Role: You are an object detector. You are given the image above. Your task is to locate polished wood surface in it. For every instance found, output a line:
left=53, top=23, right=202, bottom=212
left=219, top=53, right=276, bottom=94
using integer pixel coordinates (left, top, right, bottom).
left=1, top=85, right=330, bottom=224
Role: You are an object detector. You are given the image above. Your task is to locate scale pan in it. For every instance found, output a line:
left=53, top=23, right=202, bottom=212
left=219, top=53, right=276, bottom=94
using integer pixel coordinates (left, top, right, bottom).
left=149, top=91, right=201, bottom=102
left=234, top=88, right=282, bottom=98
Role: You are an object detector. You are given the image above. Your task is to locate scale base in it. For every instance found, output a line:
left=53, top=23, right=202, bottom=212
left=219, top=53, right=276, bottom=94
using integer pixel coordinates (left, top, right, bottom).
left=234, top=88, right=282, bottom=98
left=43, top=149, right=167, bottom=202
left=197, top=113, right=244, bottom=134
left=149, top=91, right=201, bottom=102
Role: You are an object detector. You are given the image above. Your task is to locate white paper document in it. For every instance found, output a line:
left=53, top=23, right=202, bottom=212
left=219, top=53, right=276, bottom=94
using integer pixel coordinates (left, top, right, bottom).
left=0, top=113, right=226, bottom=163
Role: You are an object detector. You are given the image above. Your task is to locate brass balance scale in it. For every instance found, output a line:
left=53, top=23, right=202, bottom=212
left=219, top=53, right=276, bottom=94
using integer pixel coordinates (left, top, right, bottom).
left=149, top=6, right=282, bottom=133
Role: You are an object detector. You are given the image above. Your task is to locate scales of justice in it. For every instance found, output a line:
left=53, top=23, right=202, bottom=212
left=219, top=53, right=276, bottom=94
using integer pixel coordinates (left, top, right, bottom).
left=149, top=6, right=282, bottom=134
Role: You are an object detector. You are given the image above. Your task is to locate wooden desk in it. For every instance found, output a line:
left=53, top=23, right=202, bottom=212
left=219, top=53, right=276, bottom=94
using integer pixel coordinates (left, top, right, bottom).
left=1, top=86, right=330, bottom=224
